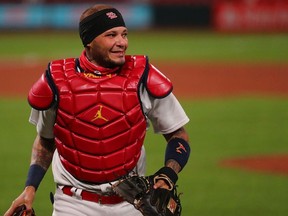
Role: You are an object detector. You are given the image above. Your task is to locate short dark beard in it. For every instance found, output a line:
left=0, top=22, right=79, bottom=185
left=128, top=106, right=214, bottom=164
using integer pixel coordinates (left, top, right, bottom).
left=95, top=55, right=125, bottom=68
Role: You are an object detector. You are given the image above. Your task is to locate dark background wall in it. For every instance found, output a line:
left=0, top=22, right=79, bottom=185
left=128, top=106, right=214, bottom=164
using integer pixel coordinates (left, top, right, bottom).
left=0, top=0, right=287, bottom=32
left=153, top=4, right=211, bottom=28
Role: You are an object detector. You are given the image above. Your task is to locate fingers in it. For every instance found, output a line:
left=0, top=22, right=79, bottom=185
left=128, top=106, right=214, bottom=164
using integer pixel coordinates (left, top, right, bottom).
left=25, top=208, right=35, bottom=216
left=4, top=203, right=35, bottom=216
left=4, top=201, right=24, bottom=216
left=4, top=187, right=36, bottom=216
left=4, top=207, right=15, bottom=216
left=153, top=179, right=169, bottom=190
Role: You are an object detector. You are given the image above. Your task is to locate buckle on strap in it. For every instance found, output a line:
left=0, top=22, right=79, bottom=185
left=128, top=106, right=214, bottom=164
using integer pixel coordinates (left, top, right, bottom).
left=70, top=187, right=83, bottom=200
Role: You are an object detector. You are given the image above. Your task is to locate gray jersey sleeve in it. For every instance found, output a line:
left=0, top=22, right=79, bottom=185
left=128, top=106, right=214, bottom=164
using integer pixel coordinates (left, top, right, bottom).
left=29, top=107, right=56, bottom=139
left=140, top=86, right=189, bottom=134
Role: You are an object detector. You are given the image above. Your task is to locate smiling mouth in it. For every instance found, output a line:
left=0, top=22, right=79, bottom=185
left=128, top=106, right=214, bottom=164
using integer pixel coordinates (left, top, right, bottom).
left=111, top=51, right=125, bottom=56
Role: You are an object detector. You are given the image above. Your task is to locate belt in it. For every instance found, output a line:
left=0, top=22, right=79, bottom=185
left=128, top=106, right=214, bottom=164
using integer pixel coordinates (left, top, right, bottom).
left=61, top=186, right=123, bottom=204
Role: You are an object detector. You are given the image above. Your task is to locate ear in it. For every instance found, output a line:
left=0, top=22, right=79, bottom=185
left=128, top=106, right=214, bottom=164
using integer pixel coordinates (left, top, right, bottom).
left=84, top=46, right=92, bottom=59
left=85, top=44, right=91, bottom=50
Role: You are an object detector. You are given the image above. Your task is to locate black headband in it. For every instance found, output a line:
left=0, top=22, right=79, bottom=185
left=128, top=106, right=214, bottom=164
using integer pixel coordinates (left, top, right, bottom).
left=79, top=8, right=126, bottom=47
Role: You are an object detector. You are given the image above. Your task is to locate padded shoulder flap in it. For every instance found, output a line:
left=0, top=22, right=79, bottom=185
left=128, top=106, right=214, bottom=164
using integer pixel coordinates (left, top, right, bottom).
left=28, top=72, right=54, bottom=110
left=145, top=64, right=173, bottom=98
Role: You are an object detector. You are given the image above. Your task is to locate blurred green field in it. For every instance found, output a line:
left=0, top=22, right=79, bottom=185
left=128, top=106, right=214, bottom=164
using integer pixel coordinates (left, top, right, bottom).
left=0, top=30, right=288, bottom=62
left=1, top=31, right=288, bottom=215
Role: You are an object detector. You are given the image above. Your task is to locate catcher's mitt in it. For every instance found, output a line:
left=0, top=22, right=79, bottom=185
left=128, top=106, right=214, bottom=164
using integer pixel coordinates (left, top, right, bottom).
left=12, top=205, right=36, bottom=216
left=112, top=172, right=182, bottom=216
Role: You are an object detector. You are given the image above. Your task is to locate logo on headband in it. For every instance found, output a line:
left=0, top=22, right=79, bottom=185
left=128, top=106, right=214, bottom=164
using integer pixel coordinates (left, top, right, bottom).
left=106, top=12, right=118, bottom=19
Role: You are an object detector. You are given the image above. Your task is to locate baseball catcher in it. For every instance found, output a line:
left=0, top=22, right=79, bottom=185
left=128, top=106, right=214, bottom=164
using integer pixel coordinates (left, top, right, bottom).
left=113, top=167, right=182, bottom=216
left=4, top=4, right=191, bottom=216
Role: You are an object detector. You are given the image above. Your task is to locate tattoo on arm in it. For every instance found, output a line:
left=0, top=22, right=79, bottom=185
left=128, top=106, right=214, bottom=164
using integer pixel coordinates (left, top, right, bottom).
left=31, top=135, right=55, bottom=171
left=163, top=127, right=189, bottom=142
left=166, top=159, right=181, bottom=174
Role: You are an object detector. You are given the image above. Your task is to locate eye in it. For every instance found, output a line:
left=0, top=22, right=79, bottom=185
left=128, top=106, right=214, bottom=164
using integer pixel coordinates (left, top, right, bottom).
left=106, top=33, right=116, bottom=38
left=122, top=33, right=128, bottom=38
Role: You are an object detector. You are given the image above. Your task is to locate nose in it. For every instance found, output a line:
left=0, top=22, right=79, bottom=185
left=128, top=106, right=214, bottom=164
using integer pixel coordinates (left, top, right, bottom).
left=116, top=35, right=127, bottom=47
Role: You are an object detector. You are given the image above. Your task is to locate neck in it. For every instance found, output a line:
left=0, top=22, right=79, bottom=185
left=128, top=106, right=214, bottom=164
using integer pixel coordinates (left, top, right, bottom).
left=79, top=50, right=119, bottom=75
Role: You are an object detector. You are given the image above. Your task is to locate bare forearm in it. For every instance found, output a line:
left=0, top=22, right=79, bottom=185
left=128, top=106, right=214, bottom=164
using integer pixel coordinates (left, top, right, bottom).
left=31, top=135, right=55, bottom=170
left=163, top=127, right=189, bottom=143
left=166, top=159, right=181, bottom=174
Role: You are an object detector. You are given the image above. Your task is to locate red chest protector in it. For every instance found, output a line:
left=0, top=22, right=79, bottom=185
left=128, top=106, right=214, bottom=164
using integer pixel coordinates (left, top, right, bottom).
left=28, top=55, right=172, bottom=183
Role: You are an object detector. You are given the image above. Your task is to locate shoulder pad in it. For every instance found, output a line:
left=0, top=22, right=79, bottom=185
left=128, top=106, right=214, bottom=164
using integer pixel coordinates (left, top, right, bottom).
left=28, top=72, right=54, bottom=110
left=145, top=64, right=173, bottom=98
left=123, top=55, right=147, bottom=71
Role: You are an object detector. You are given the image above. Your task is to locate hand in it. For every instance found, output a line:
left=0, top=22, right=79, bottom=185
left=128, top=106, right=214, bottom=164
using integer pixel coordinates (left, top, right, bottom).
left=152, top=166, right=178, bottom=191
left=4, top=186, right=36, bottom=216
left=153, top=179, right=170, bottom=190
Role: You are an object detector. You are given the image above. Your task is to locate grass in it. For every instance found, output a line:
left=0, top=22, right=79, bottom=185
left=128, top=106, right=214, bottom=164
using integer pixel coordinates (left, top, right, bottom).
left=128, top=31, right=288, bottom=62
left=0, top=31, right=287, bottom=62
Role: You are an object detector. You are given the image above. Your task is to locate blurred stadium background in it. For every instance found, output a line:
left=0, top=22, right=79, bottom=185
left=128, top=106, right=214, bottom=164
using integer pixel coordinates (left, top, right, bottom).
left=1, top=0, right=288, bottom=32
left=1, top=0, right=288, bottom=215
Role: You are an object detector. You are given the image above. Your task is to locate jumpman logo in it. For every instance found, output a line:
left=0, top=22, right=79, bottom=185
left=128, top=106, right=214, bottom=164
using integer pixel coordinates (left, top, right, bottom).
left=176, top=142, right=187, bottom=154
left=92, top=105, right=108, bottom=122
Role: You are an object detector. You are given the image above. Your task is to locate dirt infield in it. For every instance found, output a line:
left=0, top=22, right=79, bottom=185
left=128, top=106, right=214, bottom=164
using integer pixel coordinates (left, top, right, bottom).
left=1, top=59, right=288, bottom=176
left=220, top=154, right=288, bottom=176
left=1, top=60, right=288, bottom=98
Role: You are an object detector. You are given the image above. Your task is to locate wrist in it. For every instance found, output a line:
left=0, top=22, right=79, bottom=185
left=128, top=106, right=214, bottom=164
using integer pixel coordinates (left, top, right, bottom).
left=165, top=137, right=191, bottom=171
left=24, top=186, right=36, bottom=198
left=166, top=159, right=181, bottom=173
left=155, top=166, right=178, bottom=185
left=25, top=164, right=46, bottom=191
